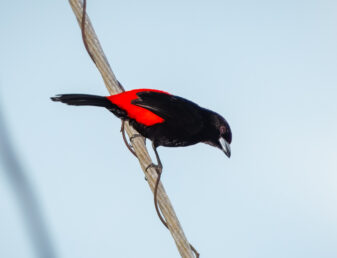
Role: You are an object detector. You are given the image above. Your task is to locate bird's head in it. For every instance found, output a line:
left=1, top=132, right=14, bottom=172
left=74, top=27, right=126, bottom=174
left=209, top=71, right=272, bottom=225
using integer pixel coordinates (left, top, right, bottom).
left=204, top=111, right=232, bottom=158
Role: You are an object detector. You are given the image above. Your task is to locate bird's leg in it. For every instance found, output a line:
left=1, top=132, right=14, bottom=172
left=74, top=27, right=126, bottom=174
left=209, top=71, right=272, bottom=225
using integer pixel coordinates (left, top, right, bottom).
left=129, top=133, right=144, bottom=143
left=120, top=120, right=137, bottom=157
left=145, top=142, right=163, bottom=173
left=121, top=121, right=148, bottom=180
left=120, top=120, right=146, bottom=157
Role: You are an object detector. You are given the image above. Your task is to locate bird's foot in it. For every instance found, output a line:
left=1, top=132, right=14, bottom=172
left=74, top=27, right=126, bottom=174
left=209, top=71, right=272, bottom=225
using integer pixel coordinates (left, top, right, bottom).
left=130, top=134, right=145, bottom=144
left=145, top=163, right=162, bottom=175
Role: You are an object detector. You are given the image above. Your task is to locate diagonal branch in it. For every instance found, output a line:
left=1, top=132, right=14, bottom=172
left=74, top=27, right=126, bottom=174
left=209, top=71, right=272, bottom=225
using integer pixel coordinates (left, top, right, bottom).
left=68, top=0, right=196, bottom=257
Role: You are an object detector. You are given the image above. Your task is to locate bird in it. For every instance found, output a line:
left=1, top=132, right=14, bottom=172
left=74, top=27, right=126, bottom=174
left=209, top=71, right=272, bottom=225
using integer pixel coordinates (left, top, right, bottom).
left=51, top=88, right=232, bottom=165
left=51, top=88, right=232, bottom=243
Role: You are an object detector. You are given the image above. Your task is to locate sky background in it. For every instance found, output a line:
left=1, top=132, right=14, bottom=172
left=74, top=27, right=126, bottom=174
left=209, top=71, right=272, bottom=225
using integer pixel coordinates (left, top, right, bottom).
left=1, top=0, right=337, bottom=257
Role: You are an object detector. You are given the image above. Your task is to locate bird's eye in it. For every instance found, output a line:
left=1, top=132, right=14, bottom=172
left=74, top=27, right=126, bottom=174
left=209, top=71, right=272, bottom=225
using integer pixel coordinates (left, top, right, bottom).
left=220, top=126, right=226, bottom=136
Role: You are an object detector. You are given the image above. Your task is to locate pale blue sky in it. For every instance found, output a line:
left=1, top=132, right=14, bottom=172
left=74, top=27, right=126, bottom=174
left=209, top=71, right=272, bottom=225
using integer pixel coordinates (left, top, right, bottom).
left=0, top=1, right=337, bottom=258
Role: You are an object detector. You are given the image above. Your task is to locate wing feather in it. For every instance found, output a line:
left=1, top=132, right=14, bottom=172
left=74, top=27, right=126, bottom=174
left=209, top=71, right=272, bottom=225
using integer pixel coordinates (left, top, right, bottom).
left=132, top=91, right=204, bottom=134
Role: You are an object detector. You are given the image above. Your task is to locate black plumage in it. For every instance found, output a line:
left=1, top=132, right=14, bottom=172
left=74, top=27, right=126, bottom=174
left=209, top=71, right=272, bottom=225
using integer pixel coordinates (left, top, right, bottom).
left=51, top=90, right=232, bottom=157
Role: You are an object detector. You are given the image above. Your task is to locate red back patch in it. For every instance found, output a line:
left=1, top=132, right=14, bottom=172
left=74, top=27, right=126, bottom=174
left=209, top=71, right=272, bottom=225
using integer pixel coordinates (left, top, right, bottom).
left=107, top=89, right=170, bottom=126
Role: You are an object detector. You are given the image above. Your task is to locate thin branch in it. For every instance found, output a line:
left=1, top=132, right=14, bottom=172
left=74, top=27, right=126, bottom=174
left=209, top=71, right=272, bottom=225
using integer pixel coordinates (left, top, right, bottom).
left=68, top=0, right=196, bottom=257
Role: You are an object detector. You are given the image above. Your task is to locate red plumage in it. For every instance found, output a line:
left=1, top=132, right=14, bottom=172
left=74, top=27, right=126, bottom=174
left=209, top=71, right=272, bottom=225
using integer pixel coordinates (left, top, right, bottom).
left=107, top=89, right=169, bottom=126
left=51, top=87, right=232, bottom=258
left=51, top=88, right=231, bottom=157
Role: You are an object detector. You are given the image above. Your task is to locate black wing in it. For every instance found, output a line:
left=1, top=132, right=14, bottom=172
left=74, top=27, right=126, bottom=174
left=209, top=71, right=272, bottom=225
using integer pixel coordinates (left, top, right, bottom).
left=132, top=91, right=204, bottom=135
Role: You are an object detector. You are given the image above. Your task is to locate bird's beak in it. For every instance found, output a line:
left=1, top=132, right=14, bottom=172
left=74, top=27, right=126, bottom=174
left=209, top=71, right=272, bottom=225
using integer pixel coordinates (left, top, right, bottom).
left=219, top=137, right=231, bottom=158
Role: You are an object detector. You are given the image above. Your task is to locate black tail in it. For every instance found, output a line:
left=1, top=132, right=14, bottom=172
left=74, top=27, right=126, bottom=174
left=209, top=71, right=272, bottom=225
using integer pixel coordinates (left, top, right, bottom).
left=51, top=94, right=111, bottom=107
left=51, top=94, right=126, bottom=118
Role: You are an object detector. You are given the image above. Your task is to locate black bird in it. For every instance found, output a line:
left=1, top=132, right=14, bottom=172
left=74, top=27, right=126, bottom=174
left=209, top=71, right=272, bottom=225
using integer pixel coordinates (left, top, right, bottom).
left=51, top=88, right=232, bottom=162
left=51, top=88, right=232, bottom=246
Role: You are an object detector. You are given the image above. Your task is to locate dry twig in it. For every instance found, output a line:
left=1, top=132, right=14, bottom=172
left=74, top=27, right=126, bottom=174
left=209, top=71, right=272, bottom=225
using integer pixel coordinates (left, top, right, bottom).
left=68, top=0, right=197, bottom=257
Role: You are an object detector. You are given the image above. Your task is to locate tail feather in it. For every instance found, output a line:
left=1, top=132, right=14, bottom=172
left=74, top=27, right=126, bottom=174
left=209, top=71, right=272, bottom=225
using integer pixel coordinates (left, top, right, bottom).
left=51, top=94, right=110, bottom=107
left=51, top=94, right=127, bottom=118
